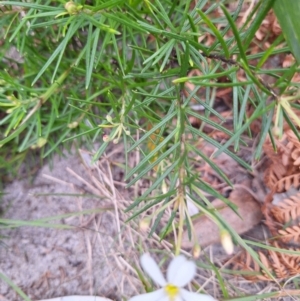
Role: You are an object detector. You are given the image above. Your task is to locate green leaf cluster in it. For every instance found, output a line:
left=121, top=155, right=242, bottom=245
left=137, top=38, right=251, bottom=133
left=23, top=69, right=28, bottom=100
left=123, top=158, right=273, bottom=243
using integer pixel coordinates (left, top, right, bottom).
left=1, top=0, right=299, bottom=231
left=1, top=2, right=300, bottom=296
left=1, top=0, right=300, bottom=299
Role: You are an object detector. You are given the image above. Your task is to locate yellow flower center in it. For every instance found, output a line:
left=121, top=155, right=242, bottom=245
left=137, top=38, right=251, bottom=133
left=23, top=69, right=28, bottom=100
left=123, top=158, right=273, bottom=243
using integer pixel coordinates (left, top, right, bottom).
left=165, top=284, right=179, bottom=300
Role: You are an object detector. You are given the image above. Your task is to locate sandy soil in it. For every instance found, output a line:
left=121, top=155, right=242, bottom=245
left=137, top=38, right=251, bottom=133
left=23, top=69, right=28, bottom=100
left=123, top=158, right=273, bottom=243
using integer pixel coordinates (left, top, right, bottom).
left=0, top=149, right=140, bottom=301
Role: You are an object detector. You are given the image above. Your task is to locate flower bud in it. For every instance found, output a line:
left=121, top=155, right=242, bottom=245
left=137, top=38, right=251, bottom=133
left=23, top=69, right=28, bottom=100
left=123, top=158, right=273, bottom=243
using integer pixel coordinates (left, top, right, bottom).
left=67, top=121, right=78, bottom=128
left=161, top=180, right=168, bottom=194
left=103, top=134, right=110, bottom=142
left=106, top=115, right=113, bottom=123
left=220, top=229, right=234, bottom=255
left=64, top=1, right=78, bottom=15
left=192, top=244, right=201, bottom=259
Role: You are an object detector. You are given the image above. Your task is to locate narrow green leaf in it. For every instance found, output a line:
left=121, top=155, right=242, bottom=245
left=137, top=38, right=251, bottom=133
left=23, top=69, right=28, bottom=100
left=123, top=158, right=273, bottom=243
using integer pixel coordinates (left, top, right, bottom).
left=173, top=66, right=239, bottom=83
left=0, top=2, right=59, bottom=10
left=188, top=143, right=232, bottom=186
left=103, top=12, right=148, bottom=32
left=89, top=27, right=100, bottom=88
left=240, top=60, right=272, bottom=95
left=243, top=0, right=275, bottom=50
left=275, top=62, right=298, bottom=94
left=188, top=126, right=251, bottom=170
left=282, top=108, right=300, bottom=140
left=90, top=0, right=125, bottom=10
left=214, top=101, right=276, bottom=158
left=179, top=41, right=190, bottom=81
left=273, top=0, right=300, bottom=64
left=85, top=23, right=93, bottom=89
left=143, top=39, right=175, bottom=67
left=186, top=109, right=236, bottom=139
left=209, top=0, right=244, bottom=52
left=196, top=9, right=230, bottom=58
left=0, top=273, right=32, bottom=301
left=126, top=128, right=177, bottom=180
left=254, top=109, right=274, bottom=160
left=9, top=8, right=35, bottom=42
left=157, top=209, right=176, bottom=239
left=127, top=110, right=177, bottom=153
left=256, top=34, right=284, bottom=69
left=126, top=142, right=180, bottom=187
left=31, top=18, right=81, bottom=85
left=186, top=14, right=198, bottom=43
left=43, top=129, right=71, bottom=158
left=220, top=4, right=247, bottom=63
left=83, top=14, right=121, bottom=34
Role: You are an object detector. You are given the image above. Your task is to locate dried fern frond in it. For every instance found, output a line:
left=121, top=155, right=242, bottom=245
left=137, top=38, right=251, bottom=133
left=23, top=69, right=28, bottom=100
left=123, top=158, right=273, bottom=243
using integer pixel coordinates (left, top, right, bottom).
left=263, top=129, right=300, bottom=191
left=232, top=250, right=272, bottom=281
left=264, top=165, right=287, bottom=190
left=273, top=241, right=300, bottom=276
left=277, top=250, right=300, bottom=275
left=271, top=193, right=300, bottom=223
left=278, top=223, right=300, bottom=243
left=268, top=249, right=289, bottom=279
left=238, top=120, right=300, bottom=281
left=232, top=242, right=300, bottom=280
left=286, top=129, right=300, bottom=149
left=274, top=173, right=300, bottom=193
left=292, top=148, right=300, bottom=166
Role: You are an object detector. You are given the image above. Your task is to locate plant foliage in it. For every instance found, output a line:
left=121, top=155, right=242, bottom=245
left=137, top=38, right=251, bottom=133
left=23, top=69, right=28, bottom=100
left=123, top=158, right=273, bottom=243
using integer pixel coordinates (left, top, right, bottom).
left=1, top=0, right=300, bottom=260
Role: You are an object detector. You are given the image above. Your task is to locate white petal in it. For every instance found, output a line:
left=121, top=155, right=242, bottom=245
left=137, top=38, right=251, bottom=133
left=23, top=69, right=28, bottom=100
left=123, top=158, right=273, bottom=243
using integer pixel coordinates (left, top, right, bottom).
left=180, top=288, right=217, bottom=301
left=167, top=256, right=196, bottom=287
left=156, top=294, right=183, bottom=301
left=167, top=256, right=187, bottom=283
left=160, top=296, right=172, bottom=301
left=128, top=288, right=165, bottom=301
left=140, top=253, right=167, bottom=286
left=174, top=296, right=184, bottom=301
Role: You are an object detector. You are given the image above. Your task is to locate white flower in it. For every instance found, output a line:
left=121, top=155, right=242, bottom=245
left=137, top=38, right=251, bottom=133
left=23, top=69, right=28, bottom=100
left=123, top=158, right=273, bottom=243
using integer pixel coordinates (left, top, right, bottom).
left=129, top=253, right=217, bottom=301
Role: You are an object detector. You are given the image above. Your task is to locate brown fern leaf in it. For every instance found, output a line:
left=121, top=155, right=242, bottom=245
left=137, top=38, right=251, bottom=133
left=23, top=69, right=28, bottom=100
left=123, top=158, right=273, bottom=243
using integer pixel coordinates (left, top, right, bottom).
left=232, top=243, right=300, bottom=280
left=292, top=148, right=300, bottom=166
left=232, top=251, right=272, bottom=281
left=271, top=193, right=300, bottom=223
left=263, top=200, right=280, bottom=236
left=270, top=207, right=286, bottom=224
left=275, top=173, right=300, bottom=192
left=278, top=223, right=300, bottom=242
left=264, top=165, right=287, bottom=190
left=286, top=129, right=300, bottom=149
left=272, top=242, right=300, bottom=276
left=268, top=249, right=289, bottom=279
left=257, top=251, right=274, bottom=280
left=278, top=252, right=300, bottom=276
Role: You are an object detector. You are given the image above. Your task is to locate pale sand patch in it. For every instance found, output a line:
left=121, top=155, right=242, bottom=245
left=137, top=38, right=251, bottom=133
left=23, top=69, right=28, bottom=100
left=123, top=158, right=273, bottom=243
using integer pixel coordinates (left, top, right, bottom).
left=0, top=150, right=141, bottom=301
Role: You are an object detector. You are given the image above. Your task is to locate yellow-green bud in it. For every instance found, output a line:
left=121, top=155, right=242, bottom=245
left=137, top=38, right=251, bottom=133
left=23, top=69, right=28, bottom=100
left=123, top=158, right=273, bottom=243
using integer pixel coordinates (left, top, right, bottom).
left=106, top=115, right=113, bottom=123
left=65, top=1, right=78, bottom=15
left=67, top=121, right=78, bottom=129
left=192, top=244, right=201, bottom=259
